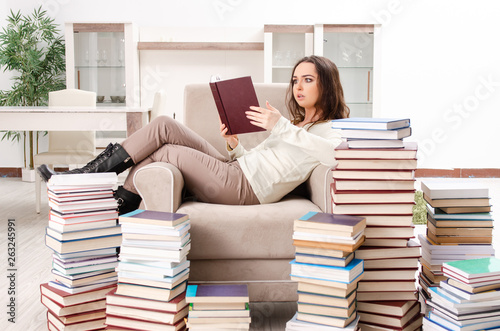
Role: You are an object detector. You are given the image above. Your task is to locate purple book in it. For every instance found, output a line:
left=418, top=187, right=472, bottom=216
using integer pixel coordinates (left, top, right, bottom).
left=119, top=209, right=189, bottom=226
left=186, top=284, right=249, bottom=303
left=295, top=212, right=366, bottom=233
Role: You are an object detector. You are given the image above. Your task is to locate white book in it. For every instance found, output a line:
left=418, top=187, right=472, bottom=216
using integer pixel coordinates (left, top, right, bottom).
left=121, top=233, right=190, bottom=248
left=120, top=221, right=190, bottom=235
left=118, top=267, right=190, bottom=283
left=421, top=179, right=489, bottom=199
left=331, top=117, right=410, bottom=130
left=53, top=247, right=117, bottom=260
left=48, top=278, right=117, bottom=294
left=48, top=172, right=118, bottom=186
left=116, top=260, right=190, bottom=278
left=440, top=280, right=500, bottom=302
left=119, top=256, right=187, bottom=268
left=292, top=229, right=364, bottom=244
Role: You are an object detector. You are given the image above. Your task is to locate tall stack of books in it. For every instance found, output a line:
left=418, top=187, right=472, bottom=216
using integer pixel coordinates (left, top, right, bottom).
left=40, top=173, right=121, bottom=331
left=285, top=212, right=366, bottom=330
left=418, top=179, right=495, bottom=310
left=186, top=284, right=251, bottom=330
left=105, top=209, right=191, bottom=331
left=423, top=257, right=500, bottom=330
left=330, top=117, right=422, bottom=330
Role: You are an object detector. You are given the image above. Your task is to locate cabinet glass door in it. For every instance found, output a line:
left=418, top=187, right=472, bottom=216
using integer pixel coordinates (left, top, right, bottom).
left=272, top=33, right=306, bottom=83
left=323, top=31, right=374, bottom=117
left=74, top=31, right=126, bottom=106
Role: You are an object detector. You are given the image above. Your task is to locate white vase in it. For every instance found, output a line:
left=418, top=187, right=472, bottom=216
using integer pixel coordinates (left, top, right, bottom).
left=22, top=168, right=36, bottom=182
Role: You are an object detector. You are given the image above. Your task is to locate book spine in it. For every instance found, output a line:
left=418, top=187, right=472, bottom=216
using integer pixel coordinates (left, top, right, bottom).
left=209, top=82, right=232, bottom=135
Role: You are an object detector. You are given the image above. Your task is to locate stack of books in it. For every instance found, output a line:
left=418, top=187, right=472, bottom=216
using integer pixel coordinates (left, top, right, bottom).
left=105, top=209, right=191, bottom=331
left=40, top=173, right=121, bottom=331
left=186, top=284, right=251, bottom=330
left=423, top=257, right=500, bottom=330
left=417, top=179, right=495, bottom=310
left=330, top=118, right=422, bottom=330
left=286, top=211, right=366, bottom=330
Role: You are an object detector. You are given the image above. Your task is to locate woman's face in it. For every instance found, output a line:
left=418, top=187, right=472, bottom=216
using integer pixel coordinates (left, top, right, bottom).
left=292, top=61, right=320, bottom=112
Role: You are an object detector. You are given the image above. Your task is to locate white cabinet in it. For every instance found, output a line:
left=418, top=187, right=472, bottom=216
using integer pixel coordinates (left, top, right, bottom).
left=315, top=24, right=376, bottom=117
left=264, top=25, right=314, bottom=84
left=65, top=23, right=140, bottom=145
left=264, top=24, right=379, bottom=117
left=65, top=23, right=140, bottom=108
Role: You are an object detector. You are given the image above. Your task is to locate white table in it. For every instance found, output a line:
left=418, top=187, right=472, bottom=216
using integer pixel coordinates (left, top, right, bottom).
left=0, top=106, right=148, bottom=136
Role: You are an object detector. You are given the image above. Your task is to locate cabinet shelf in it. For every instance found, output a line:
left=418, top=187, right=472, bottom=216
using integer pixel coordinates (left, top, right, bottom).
left=338, top=66, right=373, bottom=69
left=138, top=41, right=264, bottom=51
left=75, top=65, right=126, bottom=69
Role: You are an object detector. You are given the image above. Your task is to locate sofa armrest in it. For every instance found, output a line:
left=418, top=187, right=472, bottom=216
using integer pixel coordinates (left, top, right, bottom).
left=133, top=162, right=184, bottom=212
left=306, top=164, right=335, bottom=213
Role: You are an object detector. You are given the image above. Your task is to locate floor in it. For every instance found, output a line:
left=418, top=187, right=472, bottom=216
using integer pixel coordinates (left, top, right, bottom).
left=0, top=177, right=297, bottom=331
left=1, top=176, right=499, bottom=330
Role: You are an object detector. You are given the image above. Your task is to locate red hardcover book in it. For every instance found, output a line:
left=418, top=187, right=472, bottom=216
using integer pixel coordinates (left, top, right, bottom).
left=209, top=76, right=265, bottom=135
left=40, top=283, right=116, bottom=307
left=334, top=141, right=418, bottom=160
left=357, top=300, right=418, bottom=317
left=41, top=294, right=106, bottom=317
left=106, top=288, right=187, bottom=312
left=331, top=187, right=416, bottom=204
left=105, top=314, right=186, bottom=331
left=358, top=304, right=422, bottom=329
left=335, top=158, right=417, bottom=170
left=47, top=310, right=106, bottom=330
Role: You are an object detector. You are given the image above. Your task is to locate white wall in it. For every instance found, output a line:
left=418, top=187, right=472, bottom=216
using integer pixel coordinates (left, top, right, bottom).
left=1, top=0, right=500, bottom=169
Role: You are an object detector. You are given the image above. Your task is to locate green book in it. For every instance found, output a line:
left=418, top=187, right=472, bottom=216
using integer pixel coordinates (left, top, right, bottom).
left=443, top=257, right=500, bottom=279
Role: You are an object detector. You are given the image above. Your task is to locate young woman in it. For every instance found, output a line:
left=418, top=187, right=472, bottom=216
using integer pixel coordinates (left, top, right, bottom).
left=38, top=55, right=350, bottom=214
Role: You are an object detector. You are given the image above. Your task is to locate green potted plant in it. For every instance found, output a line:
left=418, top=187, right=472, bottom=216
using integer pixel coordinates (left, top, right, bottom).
left=0, top=6, right=66, bottom=181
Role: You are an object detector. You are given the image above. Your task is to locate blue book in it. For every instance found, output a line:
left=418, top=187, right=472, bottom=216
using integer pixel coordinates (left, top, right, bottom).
left=331, top=117, right=410, bottom=130
left=290, top=258, right=363, bottom=283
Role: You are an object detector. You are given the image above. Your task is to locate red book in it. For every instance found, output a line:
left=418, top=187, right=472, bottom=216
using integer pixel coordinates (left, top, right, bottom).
left=331, top=187, right=416, bottom=204
left=209, top=76, right=265, bottom=135
left=47, top=310, right=106, bottom=330
left=41, top=294, right=106, bottom=317
left=40, top=283, right=116, bottom=307
left=358, top=307, right=422, bottom=330
left=334, top=141, right=418, bottom=159
left=358, top=300, right=418, bottom=317
left=105, top=314, right=186, bottom=331
left=106, top=289, right=187, bottom=312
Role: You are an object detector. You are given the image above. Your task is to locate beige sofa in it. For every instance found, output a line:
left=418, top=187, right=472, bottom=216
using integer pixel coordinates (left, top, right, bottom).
left=132, top=83, right=336, bottom=301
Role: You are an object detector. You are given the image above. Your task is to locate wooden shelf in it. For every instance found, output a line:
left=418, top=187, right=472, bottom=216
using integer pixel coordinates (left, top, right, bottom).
left=73, top=23, right=124, bottom=33
left=137, top=42, right=264, bottom=51
left=264, top=25, right=314, bottom=33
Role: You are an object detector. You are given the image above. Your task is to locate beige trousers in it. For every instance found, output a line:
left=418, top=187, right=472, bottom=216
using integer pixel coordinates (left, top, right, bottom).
left=121, top=116, right=260, bottom=205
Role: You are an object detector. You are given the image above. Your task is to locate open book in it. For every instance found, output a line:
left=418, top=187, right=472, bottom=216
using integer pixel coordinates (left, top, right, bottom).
left=209, top=75, right=265, bottom=135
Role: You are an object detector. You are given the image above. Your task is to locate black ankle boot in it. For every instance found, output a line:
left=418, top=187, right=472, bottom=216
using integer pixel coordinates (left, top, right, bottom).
left=37, top=143, right=134, bottom=182
left=114, top=186, right=142, bottom=215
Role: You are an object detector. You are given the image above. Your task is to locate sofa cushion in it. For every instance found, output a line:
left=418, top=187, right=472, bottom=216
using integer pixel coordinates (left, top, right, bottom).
left=178, top=196, right=322, bottom=260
